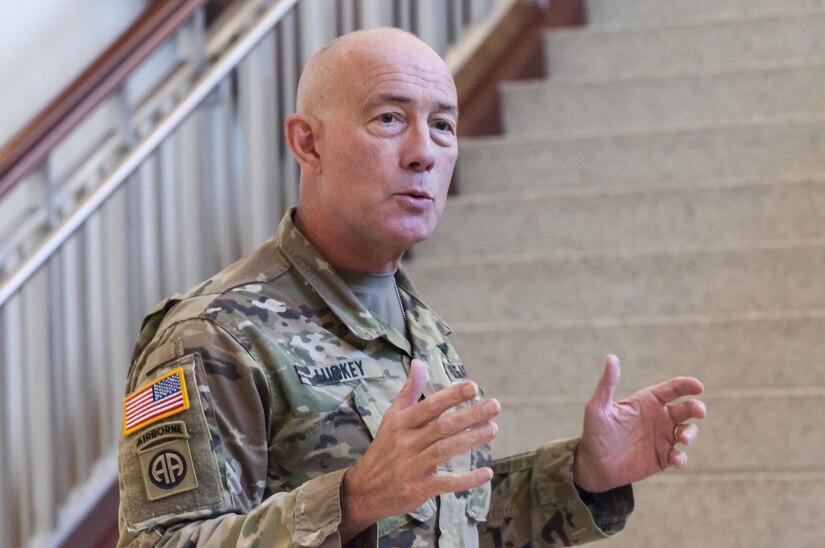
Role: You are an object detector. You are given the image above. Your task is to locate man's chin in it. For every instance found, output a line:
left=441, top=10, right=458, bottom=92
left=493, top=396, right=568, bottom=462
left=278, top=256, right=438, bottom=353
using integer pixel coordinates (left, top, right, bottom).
left=389, top=224, right=436, bottom=251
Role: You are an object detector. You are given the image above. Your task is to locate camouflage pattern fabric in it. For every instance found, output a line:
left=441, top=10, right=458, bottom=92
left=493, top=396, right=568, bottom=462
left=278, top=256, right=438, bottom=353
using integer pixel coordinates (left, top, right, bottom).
left=117, top=209, right=632, bottom=547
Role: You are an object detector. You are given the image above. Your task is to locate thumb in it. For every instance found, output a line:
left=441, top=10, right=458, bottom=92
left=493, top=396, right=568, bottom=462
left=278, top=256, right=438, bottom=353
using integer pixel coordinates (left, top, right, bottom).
left=392, top=359, right=429, bottom=410
left=590, top=354, right=621, bottom=410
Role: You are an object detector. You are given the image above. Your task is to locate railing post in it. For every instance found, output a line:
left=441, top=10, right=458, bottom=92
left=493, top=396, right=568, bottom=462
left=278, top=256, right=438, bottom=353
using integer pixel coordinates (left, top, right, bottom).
left=158, top=137, right=184, bottom=295
left=3, top=294, right=28, bottom=546
left=48, top=247, right=69, bottom=511
left=84, top=209, right=111, bottom=455
left=23, top=271, right=57, bottom=537
left=0, top=301, right=13, bottom=548
left=63, top=232, right=94, bottom=486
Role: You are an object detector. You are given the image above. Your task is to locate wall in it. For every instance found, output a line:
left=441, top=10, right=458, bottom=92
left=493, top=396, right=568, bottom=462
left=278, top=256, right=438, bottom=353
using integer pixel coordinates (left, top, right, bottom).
left=0, top=0, right=146, bottom=145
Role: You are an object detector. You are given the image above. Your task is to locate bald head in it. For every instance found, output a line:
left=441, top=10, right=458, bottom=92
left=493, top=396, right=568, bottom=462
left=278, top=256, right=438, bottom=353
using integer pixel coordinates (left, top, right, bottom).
left=295, top=28, right=454, bottom=118
left=285, top=28, right=459, bottom=272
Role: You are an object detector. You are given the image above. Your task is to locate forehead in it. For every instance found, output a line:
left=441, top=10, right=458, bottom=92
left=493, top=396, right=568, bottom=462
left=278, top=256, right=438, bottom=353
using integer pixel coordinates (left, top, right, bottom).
left=348, top=53, right=457, bottom=112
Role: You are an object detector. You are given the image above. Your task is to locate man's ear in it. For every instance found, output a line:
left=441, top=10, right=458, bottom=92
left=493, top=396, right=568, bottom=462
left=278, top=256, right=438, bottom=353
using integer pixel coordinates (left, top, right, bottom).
left=285, top=114, right=322, bottom=174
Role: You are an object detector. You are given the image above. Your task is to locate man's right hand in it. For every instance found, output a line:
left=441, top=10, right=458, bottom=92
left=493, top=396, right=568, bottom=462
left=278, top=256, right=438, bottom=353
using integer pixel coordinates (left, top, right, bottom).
left=340, top=359, right=500, bottom=541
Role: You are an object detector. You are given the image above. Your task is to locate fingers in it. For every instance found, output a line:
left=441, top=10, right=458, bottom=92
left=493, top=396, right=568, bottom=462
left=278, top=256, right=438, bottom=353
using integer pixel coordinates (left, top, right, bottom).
left=650, top=376, right=705, bottom=403
left=402, top=374, right=482, bottom=429
left=425, top=467, right=494, bottom=496
left=389, top=359, right=500, bottom=471
left=588, top=354, right=621, bottom=410
left=673, top=422, right=699, bottom=446
left=411, top=395, right=501, bottom=473
left=668, top=398, right=707, bottom=424
left=391, top=359, right=430, bottom=412
left=419, top=398, right=501, bottom=445
left=420, top=421, right=498, bottom=468
left=669, top=447, right=688, bottom=469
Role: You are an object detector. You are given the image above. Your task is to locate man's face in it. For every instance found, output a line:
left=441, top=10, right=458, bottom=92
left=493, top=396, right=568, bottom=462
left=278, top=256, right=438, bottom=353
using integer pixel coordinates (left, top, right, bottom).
left=311, top=40, right=458, bottom=259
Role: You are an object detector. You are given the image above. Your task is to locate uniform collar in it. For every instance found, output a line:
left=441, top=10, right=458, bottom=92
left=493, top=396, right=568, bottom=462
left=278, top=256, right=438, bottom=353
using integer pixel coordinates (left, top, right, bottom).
left=275, top=208, right=455, bottom=354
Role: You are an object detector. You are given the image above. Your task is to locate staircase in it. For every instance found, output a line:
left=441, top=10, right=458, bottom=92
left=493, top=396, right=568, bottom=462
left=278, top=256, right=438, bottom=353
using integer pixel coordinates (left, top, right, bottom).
left=409, top=1, right=825, bottom=545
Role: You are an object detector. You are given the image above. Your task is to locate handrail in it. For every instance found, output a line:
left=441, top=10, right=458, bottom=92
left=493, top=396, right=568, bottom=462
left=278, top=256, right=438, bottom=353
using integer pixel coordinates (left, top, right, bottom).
left=0, top=0, right=208, bottom=200
left=0, top=0, right=300, bottom=308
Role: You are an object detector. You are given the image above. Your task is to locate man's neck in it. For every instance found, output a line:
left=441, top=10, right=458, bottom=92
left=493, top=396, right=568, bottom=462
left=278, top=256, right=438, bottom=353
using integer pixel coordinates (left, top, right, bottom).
left=293, top=207, right=403, bottom=273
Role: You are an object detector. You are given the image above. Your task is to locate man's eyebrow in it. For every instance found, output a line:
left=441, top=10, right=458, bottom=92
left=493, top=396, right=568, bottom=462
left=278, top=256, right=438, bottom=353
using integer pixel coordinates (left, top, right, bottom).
left=364, top=93, right=458, bottom=116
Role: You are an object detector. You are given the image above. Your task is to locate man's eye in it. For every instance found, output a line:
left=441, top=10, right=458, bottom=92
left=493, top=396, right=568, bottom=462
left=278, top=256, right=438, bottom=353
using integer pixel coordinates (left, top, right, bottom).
left=433, top=120, right=454, bottom=133
left=378, top=113, right=397, bottom=124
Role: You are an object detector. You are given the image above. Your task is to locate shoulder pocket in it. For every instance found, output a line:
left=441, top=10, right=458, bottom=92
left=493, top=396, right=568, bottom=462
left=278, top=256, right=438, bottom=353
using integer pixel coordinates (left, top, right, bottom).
left=119, top=353, right=227, bottom=530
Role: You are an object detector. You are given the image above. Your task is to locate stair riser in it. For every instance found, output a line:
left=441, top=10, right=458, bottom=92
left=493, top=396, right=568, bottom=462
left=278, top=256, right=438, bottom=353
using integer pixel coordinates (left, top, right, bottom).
left=491, top=394, right=825, bottom=472
left=585, top=0, right=825, bottom=25
left=502, top=64, right=825, bottom=134
left=419, top=182, right=825, bottom=258
left=593, top=476, right=825, bottom=547
left=546, top=14, right=825, bottom=78
left=451, top=317, right=825, bottom=395
left=442, top=3, right=825, bottom=545
left=457, top=122, right=825, bottom=193
left=409, top=246, right=825, bottom=322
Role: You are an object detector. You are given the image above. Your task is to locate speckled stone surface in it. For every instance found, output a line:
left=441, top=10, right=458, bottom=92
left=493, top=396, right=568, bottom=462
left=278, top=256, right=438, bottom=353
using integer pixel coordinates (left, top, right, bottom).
left=602, top=474, right=825, bottom=547
left=456, top=120, right=825, bottom=193
left=408, top=243, right=825, bottom=322
left=490, top=390, right=825, bottom=472
left=406, top=2, right=825, bottom=545
left=585, top=0, right=825, bottom=25
left=449, top=313, right=825, bottom=396
left=501, top=61, right=825, bottom=135
left=546, top=9, right=825, bottom=79
left=416, top=177, right=825, bottom=258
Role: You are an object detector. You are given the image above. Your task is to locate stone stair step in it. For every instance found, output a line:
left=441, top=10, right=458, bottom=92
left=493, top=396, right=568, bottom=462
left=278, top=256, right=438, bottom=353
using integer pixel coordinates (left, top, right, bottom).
left=589, top=473, right=825, bottom=547
left=456, top=119, right=825, bottom=193
left=545, top=9, right=825, bottom=79
left=501, top=60, right=825, bottom=135
left=438, top=2, right=825, bottom=543
left=490, top=389, right=825, bottom=472
left=585, top=0, right=825, bottom=26
left=450, top=312, right=825, bottom=396
left=406, top=243, right=825, bottom=322
left=417, top=177, right=825, bottom=259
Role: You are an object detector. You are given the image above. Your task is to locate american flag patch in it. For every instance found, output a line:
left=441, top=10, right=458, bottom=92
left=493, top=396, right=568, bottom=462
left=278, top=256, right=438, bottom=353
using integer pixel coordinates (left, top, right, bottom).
left=123, top=368, right=189, bottom=435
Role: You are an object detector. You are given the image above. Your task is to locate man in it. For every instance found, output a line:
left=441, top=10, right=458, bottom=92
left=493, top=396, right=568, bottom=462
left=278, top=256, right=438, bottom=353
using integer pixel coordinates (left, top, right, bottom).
left=117, top=28, right=706, bottom=547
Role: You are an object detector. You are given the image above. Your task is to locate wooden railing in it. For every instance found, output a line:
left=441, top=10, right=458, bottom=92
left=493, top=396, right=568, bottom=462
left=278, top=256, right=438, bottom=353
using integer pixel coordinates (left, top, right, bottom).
left=0, top=0, right=210, bottom=200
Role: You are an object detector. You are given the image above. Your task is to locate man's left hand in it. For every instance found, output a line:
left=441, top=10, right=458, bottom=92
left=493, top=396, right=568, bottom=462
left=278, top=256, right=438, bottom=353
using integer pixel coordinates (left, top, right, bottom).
left=572, top=354, right=706, bottom=493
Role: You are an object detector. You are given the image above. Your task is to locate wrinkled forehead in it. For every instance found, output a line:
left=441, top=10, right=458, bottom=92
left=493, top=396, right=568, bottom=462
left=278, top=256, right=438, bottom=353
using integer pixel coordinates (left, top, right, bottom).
left=297, top=30, right=458, bottom=118
left=341, top=49, right=457, bottom=111
left=358, top=60, right=455, bottom=103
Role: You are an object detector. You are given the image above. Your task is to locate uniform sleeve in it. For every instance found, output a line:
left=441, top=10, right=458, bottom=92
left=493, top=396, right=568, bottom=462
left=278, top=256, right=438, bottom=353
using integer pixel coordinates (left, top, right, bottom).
left=117, top=318, right=347, bottom=547
left=479, top=439, right=634, bottom=547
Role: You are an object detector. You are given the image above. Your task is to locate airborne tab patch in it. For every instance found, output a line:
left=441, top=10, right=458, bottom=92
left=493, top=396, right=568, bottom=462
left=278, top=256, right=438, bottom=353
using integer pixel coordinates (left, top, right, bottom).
left=135, top=421, right=198, bottom=500
left=295, top=358, right=383, bottom=386
left=123, top=368, right=189, bottom=435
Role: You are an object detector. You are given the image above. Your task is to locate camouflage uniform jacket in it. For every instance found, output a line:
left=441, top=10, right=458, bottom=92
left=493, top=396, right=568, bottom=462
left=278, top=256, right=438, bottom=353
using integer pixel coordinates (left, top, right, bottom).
left=117, top=209, right=633, bottom=547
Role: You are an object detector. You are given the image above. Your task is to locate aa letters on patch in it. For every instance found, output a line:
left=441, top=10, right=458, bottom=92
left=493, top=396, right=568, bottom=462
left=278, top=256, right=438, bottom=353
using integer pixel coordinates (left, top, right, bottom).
left=135, top=421, right=198, bottom=500
left=295, top=358, right=382, bottom=386
left=123, top=368, right=189, bottom=435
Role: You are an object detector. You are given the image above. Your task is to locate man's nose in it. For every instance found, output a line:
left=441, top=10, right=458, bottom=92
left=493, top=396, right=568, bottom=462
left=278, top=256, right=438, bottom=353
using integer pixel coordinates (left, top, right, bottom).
left=401, top=122, right=435, bottom=172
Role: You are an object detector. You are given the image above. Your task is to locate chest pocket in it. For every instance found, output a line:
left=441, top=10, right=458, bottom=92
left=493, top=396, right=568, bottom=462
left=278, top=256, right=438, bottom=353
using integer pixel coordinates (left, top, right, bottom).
left=351, top=382, right=438, bottom=534
left=351, top=367, right=491, bottom=538
left=430, top=351, right=492, bottom=525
